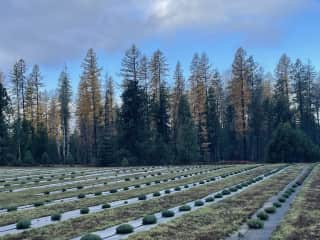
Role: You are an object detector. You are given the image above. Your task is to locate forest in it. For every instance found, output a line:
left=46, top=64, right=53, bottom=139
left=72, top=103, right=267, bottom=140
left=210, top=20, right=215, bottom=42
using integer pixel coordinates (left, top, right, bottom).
left=0, top=45, right=320, bottom=166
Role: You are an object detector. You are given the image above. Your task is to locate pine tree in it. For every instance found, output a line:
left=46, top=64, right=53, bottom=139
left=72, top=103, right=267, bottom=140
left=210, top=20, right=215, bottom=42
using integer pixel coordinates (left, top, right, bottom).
left=58, top=67, right=72, bottom=163
left=172, top=61, right=185, bottom=158
left=207, top=69, right=223, bottom=162
left=274, top=54, right=292, bottom=125
left=30, top=65, right=43, bottom=128
left=176, top=94, right=199, bottom=164
left=228, top=47, right=251, bottom=160
left=188, top=53, right=210, bottom=161
left=118, top=45, right=149, bottom=165
left=11, top=59, right=27, bottom=162
left=98, top=76, right=115, bottom=166
left=77, top=48, right=102, bottom=163
left=0, top=73, right=11, bottom=165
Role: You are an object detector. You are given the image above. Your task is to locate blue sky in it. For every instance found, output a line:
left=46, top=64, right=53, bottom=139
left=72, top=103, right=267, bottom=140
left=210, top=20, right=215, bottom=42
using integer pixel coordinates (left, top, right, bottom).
left=1, top=0, right=320, bottom=96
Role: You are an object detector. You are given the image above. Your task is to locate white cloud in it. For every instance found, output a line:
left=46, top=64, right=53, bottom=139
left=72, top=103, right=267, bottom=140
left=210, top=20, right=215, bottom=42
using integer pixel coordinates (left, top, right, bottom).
left=0, top=0, right=314, bottom=70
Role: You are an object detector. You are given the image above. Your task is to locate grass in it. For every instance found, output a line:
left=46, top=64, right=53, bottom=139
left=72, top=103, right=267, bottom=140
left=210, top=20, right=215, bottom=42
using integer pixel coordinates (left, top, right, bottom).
left=0, top=165, right=236, bottom=210
left=0, top=165, right=274, bottom=240
left=125, top=165, right=302, bottom=240
left=271, top=165, right=319, bottom=240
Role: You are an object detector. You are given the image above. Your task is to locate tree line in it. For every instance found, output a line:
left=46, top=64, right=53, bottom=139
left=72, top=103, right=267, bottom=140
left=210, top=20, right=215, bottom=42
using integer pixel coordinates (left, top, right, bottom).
left=0, top=45, right=320, bottom=166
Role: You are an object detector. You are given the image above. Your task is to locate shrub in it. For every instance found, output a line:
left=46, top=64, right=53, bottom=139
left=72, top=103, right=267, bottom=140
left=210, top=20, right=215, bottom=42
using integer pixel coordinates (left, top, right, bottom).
left=257, top=211, right=269, bottom=221
left=230, top=187, right=238, bottom=192
left=77, top=185, right=83, bottom=189
left=165, top=189, right=171, bottom=194
left=16, top=219, right=31, bottom=229
left=174, top=186, right=181, bottom=191
left=162, top=210, right=175, bottom=217
left=145, top=182, right=151, bottom=186
left=282, top=193, right=290, bottom=198
left=138, top=195, right=146, bottom=200
left=125, top=178, right=130, bottom=181
left=116, top=224, right=134, bottom=234
left=102, top=203, right=111, bottom=209
left=110, top=189, right=118, bottom=193
left=278, top=197, right=286, bottom=203
left=94, top=192, right=102, bottom=196
left=78, top=193, right=86, bottom=199
left=33, top=201, right=44, bottom=207
left=134, top=185, right=140, bottom=188
left=247, top=219, right=264, bottom=229
left=44, top=191, right=50, bottom=195
left=222, top=189, right=231, bottom=195
left=273, top=202, right=282, bottom=208
left=123, top=186, right=129, bottom=191
left=265, top=206, right=276, bottom=214
left=142, top=215, right=157, bottom=225
left=194, top=200, right=204, bottom=207
left=205, top=197, right=214, bottom=202
left=199, top=180, right=205, bottom=184
left=80, top=207, right=89, bottom=214
left=80, top=234, right=102, bottom=240
left=179, top=205, right=191, bottom=211
left=215, top=193, right=223, bottom=198
left=7, top=206, right=18, bottom=212
left=51, top=213, right=61, bottom=221
left=153, top=192, right=161, bottom=197
left=184, top=185, right=189, bottom=188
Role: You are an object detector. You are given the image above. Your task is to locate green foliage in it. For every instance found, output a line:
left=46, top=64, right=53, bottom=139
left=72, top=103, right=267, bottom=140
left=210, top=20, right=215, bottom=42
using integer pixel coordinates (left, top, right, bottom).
left=116, top=224, right=134, bottom=234
left=247, top=219, right=264, bottom=229
left=51, top=213, right=61, bottom=221
left=257, top=211, right=269, bottom=220
left=102, top=203, right=111, bottom=209
left=179, top=205, right=191, bottom=211
left=16, top=219, right=31, bottom=229
left=194, top=200, right=204, bottom=206
left=142, top=215, right=157, bottom=225
left=162, top=210, right=175, bottom=217
left=80, top=234, right=102, bottom=240
left=138, top=195, right=147, bottom=200
left=267, top=123, right=320, bottom=162
left=264, top=206, right=276, bottom=214
left=80, top=207, right=89, bottom=214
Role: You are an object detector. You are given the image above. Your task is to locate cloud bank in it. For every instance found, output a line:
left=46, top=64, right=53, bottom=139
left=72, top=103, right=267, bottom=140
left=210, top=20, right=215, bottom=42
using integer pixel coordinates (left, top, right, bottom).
left=0, top=0, right=313, bottom=68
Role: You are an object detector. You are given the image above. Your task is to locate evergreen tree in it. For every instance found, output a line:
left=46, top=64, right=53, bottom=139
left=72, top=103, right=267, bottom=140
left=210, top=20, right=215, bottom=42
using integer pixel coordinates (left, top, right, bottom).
left=176, top=94, right=199, bottom=164
left=274, top=54, right=292, bottom=125
left=0, top=73, right=11, bottom=165
left=118, top=45, right=150, bottom=165
left=207, top=69, right=223, bottom=162
left=228, top=47, right=251, bottom=160
left=77, top=48, right=102, bottom=163
left=11, top=59, right=27, bottom=162
left=58, top=67, right=72, bottom=163
left=98, top=76, right=115, bottom=166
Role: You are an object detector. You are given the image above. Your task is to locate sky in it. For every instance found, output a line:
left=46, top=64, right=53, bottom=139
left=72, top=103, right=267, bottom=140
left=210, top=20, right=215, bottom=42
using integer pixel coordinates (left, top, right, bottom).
left=0, top=0, right=320, bottom=95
